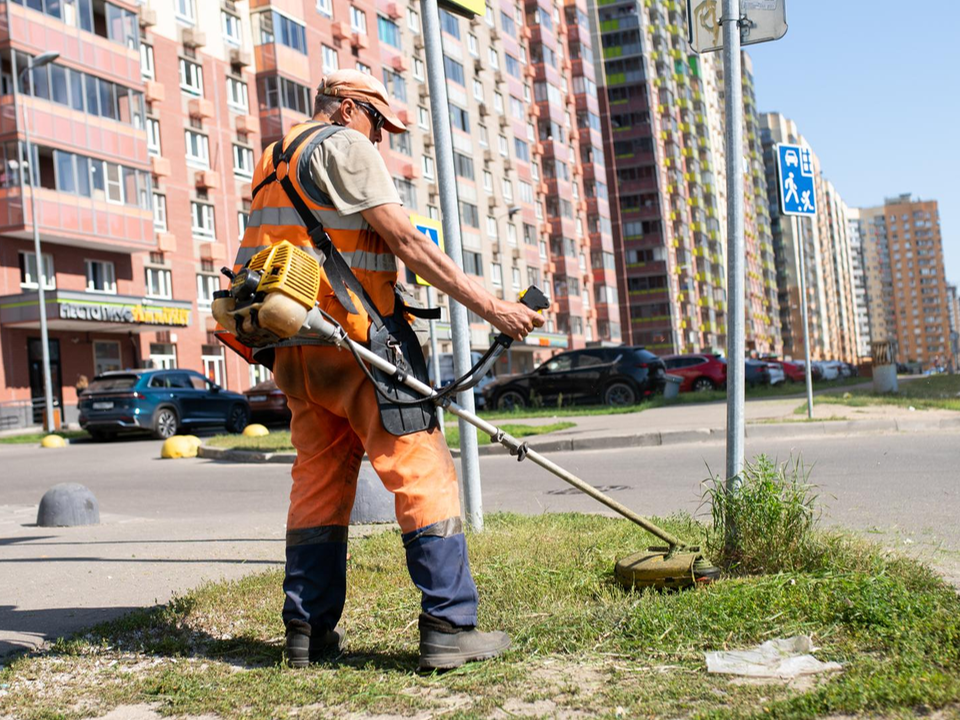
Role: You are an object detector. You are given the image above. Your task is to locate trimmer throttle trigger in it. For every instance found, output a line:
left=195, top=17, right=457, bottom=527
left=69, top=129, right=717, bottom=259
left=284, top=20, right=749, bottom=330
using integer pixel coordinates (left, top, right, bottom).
left=518, top=286, right=550, bottom=313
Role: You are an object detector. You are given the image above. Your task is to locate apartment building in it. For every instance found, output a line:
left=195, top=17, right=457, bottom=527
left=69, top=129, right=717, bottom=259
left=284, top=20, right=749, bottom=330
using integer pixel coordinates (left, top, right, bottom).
left=759, top=112, right=858, bottom=363
left=947, top=283, right=959, bottom=371
left=845, top=207, right=872, bottom=359
left=859, top=194, right=953, bottom=369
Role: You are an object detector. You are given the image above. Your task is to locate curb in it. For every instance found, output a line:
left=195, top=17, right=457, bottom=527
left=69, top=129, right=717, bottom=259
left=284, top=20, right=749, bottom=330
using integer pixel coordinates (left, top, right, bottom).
left=199, top=415, right=959, bottom=464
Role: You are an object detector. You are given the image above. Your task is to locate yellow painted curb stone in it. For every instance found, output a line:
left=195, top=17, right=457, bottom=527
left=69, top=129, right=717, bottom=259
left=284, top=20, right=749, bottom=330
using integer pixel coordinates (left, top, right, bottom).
left=242, top=424, right=269, bottom=437
left=40, top=435, right=67, bottom=449
left=161, top=435, right=199, bottom=459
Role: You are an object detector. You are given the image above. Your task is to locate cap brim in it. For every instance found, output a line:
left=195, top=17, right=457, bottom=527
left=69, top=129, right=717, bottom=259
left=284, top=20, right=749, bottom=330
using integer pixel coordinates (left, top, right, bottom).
left=370, top=99, right=406, bottom=133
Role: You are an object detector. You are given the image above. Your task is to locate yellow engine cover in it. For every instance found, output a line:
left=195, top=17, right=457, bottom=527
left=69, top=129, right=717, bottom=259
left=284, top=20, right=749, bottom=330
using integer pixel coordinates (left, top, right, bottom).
left=246, top=241, right=321, bottom=310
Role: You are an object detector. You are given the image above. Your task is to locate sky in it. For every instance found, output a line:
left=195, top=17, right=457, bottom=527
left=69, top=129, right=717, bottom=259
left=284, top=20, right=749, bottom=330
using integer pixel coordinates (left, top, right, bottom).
left=744, top=1, right=960, bottom=286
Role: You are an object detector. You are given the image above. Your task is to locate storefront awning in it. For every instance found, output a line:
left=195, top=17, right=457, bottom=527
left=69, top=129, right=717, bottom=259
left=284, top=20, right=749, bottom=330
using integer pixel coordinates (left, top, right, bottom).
left=0, top=290, right=193, bottom=333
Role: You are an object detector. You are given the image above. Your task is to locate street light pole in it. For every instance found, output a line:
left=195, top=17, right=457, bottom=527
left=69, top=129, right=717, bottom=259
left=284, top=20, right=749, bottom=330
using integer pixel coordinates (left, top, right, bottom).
left=19, top=52, right=60, bottom=432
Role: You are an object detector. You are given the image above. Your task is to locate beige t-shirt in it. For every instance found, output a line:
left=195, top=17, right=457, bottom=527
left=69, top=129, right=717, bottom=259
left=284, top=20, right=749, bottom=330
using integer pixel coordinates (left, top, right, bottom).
left=308, top=127, right=401, bottom=215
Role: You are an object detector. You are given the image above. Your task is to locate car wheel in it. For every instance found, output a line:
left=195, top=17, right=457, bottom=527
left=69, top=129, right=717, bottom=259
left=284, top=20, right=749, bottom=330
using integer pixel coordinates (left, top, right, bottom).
left=495, top=390, right=527, bottom=411
left=226, top=404, right=250, bottom=434
left=152, top=407, right=179, bottom=440
left=692, top=377, right=715, bottom=392
left=604, top=382, right=637, bottom=406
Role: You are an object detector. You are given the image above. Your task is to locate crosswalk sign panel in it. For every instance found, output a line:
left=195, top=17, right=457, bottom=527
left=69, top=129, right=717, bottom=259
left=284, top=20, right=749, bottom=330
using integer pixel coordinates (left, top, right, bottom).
left=409, top=214, right=444, bottom=286
left=776, top=143, right=817, bottom=217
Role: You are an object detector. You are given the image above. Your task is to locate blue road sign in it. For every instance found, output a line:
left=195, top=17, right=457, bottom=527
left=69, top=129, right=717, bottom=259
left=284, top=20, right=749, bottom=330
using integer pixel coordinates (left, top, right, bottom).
left=776, top=143, right=817, bottom=217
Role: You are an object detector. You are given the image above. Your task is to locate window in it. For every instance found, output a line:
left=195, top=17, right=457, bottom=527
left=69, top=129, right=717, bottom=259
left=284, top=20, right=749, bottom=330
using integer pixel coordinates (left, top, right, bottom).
left=505, top=54, right=521, bottom=78
left=422, top=155, right=435, bottom=179
left=463, top=251, right=483, bottom=276
left=152, top=192, right=167, bottom=231
left=440, top=9, right=460, bottom=37
left=449, top=105, right=470, bottom=132
left=317, top=0, right=332, bottom=18
left=350, top=6, right=367, bottom=33
left=233, top=145, right=254, bottom=178
left=179, top=58, right=203, bottom=95
left=105, top=162, right=123, bottom=203
left=150, top=343, right=178, bottom=370
left=413, top=58, right=425, bottom=81
left=378, top=16, right=401, bottom=48
left=503, top=179, right=513, bottom=202
left=488, top=47, right=500, bottom=69
left=408, top=7, right=420, bottom=32
left=514, top=138, right=530, bottom=162
left=259, top=76, right=312, bottom=114
left=140, top=43, right=155, bottom=79
left=185, top=130, right=209, bottom=167
left=322, top=45, right=339, bottom=73
left=176, top=0, right=195, bottom=24
left=443, top=56, right=465, bottom=85
left=85, top=259, right=116, bottom=294
left=498, top=134, right=509, bottom=156
left=197, top=273, right=220, bottom=310
left=468, top=34, right=479, bottom=56
left=94, top=341, right=123, bottom=375
left=460, top=202, right=480, bottom=228
left=18, top=252, right=55, bottom=290
left=145, top=266, right=172, bottom=299
left=507, top=223, right=517, bottom=245
left=473, top=78, right=483, bottom=100
left=395, top=178, right=417, bottom=210
left=478, top=124, right=488, bottom=146
left=238, top=211, right=250, bottom=236
left=501, top=10, right=516, bottom=36
left=258, top=11, right=308, bottom=53
left=483, top=170, right=493, bottom=192
left=357, top=61, right=372, bottom=74
left=146, top=117, right=161, bottom=156
left=227, top=77, right=249, bottom=111
left=418, top=106, right=430, bottom=129
left=512, top=266, right=521, bottom=289
left=453, top=152, right=474, bottom=180
left=494, top=91, right=504, bottom=113
left=222, top=11, right=242, bottom=45
left=389, top=131, right=412, bottom=155
left=519, top=180, right=533, bottom=204
left=192, top=201, right=216, bottom=239
left=491, top=263, right=502, bottom=287
left=486, top=215, right=497, bottom=236
left=382, top=68, right=406, bottom=102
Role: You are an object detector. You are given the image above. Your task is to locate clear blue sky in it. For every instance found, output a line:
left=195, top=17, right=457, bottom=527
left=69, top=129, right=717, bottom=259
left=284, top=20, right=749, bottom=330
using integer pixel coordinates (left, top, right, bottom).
left=745, top=1, right=960, bottom=287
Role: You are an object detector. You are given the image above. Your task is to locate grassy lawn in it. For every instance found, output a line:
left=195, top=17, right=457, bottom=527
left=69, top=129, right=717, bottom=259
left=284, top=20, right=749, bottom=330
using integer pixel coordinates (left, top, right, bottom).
left=797, top=374, right=960, bottom=415
left=207, top=421, right=577, bottom=452
left=0, top=430, right=89, bottom=445
left=3, top=480, right=959, bottom=719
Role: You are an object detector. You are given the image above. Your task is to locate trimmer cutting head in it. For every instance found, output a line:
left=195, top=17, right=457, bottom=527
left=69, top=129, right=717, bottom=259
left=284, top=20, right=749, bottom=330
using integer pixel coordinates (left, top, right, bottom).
left=615, top=546, right=721, bottom=590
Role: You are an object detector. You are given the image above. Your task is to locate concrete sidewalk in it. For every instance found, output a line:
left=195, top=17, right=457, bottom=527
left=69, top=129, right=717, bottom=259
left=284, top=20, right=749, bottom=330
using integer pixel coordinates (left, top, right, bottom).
left=199, top=395, right=960, bottom=462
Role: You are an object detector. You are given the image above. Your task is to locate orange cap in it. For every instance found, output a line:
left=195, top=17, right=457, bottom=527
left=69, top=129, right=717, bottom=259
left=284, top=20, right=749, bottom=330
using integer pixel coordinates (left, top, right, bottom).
left=317, top=69, right=406, bottom=134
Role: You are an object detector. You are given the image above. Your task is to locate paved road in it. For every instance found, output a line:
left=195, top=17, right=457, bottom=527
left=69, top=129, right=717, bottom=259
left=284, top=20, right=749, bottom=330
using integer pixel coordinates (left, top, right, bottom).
left=1, top=429, right=957, bottom=657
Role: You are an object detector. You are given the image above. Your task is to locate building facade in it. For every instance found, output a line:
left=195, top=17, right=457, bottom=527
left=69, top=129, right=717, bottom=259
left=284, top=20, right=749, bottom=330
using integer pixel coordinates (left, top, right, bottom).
left=845, top=207, right=872, bottom=359
left=858, top=194, right=953, bottom=370
left=0, top=0, right=624, bottom=423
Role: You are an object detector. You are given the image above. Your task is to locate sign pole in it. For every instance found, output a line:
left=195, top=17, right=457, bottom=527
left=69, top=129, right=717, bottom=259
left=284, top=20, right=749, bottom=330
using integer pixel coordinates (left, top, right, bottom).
left=795, top=215, right=814, bottom=418
left=721, top=0, right=745, bottom=502
left=419, top=0, right=484, bottom=530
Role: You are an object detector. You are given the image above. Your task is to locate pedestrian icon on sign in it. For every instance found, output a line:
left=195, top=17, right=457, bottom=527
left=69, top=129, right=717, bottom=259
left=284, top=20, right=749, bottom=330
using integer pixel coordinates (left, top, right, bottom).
left=776, top=143, right=817, bottom=217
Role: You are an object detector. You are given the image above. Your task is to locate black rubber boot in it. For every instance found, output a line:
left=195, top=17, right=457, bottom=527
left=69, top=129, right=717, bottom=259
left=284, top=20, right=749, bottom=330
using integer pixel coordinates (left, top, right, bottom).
left=285, top=619, right=345, bottom=668
left=418, top=613, right=511, bottom=671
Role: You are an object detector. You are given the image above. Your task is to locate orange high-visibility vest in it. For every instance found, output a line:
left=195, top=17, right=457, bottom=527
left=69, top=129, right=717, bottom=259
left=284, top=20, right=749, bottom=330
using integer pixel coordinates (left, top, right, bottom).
left=217, top=122, right=400, bottom=365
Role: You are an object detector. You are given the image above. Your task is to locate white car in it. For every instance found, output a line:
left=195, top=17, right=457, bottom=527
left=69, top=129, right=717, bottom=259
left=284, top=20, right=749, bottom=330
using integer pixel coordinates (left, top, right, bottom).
left=784, top=149, right=799, bottom=167
left=765, top=362, right=786, bottom=385
left=814, top=361, right=841, bottom=381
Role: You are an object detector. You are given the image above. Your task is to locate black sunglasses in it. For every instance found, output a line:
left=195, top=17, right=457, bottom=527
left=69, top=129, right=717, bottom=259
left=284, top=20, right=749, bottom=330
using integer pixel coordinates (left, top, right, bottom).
left=354, top=100, right=385, bottom=132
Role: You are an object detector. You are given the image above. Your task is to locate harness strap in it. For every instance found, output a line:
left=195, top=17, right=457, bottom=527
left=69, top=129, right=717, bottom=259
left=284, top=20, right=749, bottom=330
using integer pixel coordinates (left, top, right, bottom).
left=403, top=304, right=442, bottom=320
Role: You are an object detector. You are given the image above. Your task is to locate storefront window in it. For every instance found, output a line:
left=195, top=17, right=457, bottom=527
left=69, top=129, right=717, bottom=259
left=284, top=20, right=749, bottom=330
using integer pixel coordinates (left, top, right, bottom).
left=202, top=345, right=225, bottom=385
left=93, top=340, right=122, bottom=375
left=149, top=343, right=177, bottom=369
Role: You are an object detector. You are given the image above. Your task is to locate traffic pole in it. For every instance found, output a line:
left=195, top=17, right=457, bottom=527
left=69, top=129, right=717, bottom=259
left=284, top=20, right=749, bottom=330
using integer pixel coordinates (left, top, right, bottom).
left=419, top=0, right=484, bottom=530
left=795, top=215, right=814, bottom=418
left=426, top=285, right=445, bottom=431
left=722, top=0, right=745, bottom=502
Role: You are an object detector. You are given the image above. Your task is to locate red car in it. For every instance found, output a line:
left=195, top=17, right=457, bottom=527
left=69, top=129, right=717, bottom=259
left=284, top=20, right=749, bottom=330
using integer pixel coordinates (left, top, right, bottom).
left=662, top=354, right=728, bottom=392
left=243, top=379, right=292, bottom=424
left=767, top=359, right=806, bottom=383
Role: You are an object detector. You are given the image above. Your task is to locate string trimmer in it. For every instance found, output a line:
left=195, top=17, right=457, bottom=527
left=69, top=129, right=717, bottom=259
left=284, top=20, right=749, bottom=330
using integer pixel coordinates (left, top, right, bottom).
left=213, top=241, right=720, bottom=589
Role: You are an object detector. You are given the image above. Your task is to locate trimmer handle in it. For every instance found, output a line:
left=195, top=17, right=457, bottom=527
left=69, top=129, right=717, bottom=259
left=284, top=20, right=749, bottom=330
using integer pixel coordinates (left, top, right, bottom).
left=496, top=285, right=550, bottom=349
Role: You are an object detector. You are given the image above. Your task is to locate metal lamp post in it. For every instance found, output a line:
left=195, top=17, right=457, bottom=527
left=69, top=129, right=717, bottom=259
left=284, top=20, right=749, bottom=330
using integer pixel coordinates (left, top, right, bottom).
left=19, top=52, right=60, bottom=432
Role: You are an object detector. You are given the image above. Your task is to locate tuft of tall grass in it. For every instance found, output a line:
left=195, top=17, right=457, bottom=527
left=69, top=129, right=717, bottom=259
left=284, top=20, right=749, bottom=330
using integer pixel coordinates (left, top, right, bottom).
left=703, top=455, right=823, bottom=575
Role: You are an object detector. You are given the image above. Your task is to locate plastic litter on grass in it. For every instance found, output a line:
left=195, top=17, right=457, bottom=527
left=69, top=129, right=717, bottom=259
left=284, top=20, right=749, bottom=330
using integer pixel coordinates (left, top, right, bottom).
left=705, top=635, right=842, bottom=679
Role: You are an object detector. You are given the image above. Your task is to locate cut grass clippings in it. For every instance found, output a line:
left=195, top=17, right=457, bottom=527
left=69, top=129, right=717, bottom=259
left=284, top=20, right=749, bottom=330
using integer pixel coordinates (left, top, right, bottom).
left=0, top=429, right=89, bottom=445
left=3, top=509, right=959, bottom=719
left=206, top=421, right=576, bottom=452
left=796, top=373, right=960, bottom=415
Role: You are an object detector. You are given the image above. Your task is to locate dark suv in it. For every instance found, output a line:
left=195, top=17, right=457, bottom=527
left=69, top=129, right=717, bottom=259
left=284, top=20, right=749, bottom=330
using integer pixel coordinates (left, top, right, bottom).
left=79, top=369, right=250, bottom=441
left=482, top=347, right=666, bottom=410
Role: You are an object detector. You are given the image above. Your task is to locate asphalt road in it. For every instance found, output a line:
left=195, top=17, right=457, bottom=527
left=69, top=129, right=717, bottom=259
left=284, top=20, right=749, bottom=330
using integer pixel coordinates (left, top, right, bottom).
left=0, top=429, right=957, bottom=657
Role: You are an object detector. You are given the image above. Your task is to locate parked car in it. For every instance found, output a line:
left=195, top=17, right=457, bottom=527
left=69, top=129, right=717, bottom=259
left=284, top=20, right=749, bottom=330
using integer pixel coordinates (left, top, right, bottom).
left=244, top=378, right=291, bottom=424
left=482, top=347, right=666, bottom=410
left=745, top=359, right=772, bottom=387
left=764, top=361, right=786, bottom=385
left=78, top=369, right=250, bottom=441
left=792, top=360, right=824, bottom=382
left=661, top=354, right=727, bottom=392
left=429, top=352, right=494, bottom=409
left=767, top=359, right=806, bottom=383
left=814, top=361, right=842, bottom=381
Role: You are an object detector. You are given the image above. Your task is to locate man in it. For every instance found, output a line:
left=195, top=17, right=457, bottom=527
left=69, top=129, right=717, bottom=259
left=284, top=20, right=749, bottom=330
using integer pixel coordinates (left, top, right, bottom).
left=231, top=70, right=543, bottom=671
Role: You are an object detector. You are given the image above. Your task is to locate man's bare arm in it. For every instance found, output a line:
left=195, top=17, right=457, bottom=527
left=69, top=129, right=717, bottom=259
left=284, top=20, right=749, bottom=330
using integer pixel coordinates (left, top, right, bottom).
left=361, top=203, right=543, bottom=341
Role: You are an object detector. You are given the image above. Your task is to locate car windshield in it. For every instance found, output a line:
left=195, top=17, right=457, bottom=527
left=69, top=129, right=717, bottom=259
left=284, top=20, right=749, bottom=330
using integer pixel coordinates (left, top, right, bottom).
left=86, top=376, right=138, bottom=392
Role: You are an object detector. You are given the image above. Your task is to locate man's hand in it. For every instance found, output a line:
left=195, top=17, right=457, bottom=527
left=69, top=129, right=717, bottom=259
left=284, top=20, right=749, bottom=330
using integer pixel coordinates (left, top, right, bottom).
left=493, top=299, right=545, bottom=342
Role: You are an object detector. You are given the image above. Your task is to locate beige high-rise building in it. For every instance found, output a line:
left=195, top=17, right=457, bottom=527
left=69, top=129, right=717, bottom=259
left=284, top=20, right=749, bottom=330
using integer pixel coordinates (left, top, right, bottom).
left=859, top=195, right=952, bottom=370
left=846, top=208, right=872, bottom=359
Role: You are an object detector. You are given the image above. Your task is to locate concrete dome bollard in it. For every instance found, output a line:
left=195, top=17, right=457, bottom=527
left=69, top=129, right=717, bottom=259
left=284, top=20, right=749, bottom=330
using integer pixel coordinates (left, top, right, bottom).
left=161, top=435, right=199, bottom=459
left=242, top=424, right=269, bottom=437
left=37, top=483, right=100, bottom=527
left=349, top=467, right=395, bottom=524
left=40, top=434, right=67, bottom=448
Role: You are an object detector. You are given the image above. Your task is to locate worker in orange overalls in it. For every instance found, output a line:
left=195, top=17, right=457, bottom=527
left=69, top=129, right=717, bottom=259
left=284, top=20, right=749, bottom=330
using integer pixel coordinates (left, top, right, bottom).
left=222, top=70, right=543, bottom=671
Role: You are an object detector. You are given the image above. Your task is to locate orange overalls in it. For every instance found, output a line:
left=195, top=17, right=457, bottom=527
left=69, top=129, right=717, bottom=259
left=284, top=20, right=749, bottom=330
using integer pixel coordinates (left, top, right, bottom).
left=222, top=122, right=479, bottom=635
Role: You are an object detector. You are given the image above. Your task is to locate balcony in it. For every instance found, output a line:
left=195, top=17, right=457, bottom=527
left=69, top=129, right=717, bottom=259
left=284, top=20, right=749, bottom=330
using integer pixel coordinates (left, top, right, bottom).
left=254, top=44, right=311, bottom=84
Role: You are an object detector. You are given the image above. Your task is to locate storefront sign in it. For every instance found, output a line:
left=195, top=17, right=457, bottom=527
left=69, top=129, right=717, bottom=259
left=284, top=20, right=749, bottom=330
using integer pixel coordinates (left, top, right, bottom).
left=58, top=301, right=190, bottom=327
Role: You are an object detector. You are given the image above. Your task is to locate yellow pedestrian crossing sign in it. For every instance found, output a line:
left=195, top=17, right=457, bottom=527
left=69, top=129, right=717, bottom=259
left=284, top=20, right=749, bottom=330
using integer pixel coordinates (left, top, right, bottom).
left=410, top=214, right=444, bottom=286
